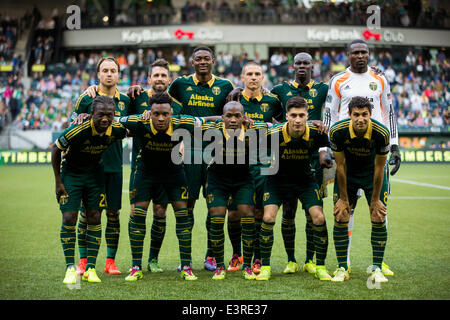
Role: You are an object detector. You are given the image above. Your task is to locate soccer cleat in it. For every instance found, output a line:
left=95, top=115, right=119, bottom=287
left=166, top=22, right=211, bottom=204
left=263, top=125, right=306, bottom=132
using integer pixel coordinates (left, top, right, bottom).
left=63, top=265, right=78, bottom=284
left=125, top=266, right=143, bottom=281
left=331, top=267, right=350, bottom=282
left=283, top=261, right=299, bottom=274
left=303, top=260, right=316, bottom=274
left=180, top=267, right=198, bottom=281
left=227, top=254, right=243, bottom=271
left=82, top=267, right=102, bottom=283
left=104, top=258, right=121, bottom=275
left=382, top=262, right=394, bottom=276
left=76, top=258, right=87, bottom=275
left=256, top=266, right=271, bottom=281
left=315, top=266, right=332, bottom=281
left=333, top=264, right=351, bottom=275
left=148, top=258, right=163, bottom=273
left=212, top=266, right=226, bottom=280
left=370, top=267, right=389, bottom=283
left=252, top=259, right=262, bottom=274
left=177, top=261, right=192, bottom=272
left=204, top=257, right=217, bottom=271
left=243, top=266, right=256, bottom=280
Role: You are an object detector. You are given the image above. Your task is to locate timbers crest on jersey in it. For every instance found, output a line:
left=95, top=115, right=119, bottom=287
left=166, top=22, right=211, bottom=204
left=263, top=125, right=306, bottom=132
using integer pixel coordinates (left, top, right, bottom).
left=212, top=86, right=221, bottom=95
left=260, top=103, right=269, bottom=112
left=369, top=82, right=378, bottom=91
left=309, top=88, right=318, bottom=97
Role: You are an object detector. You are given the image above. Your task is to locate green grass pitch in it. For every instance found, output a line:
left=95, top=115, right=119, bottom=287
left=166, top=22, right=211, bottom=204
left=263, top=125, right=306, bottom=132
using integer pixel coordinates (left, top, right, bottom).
left=0, top=164, right=449, bottom=300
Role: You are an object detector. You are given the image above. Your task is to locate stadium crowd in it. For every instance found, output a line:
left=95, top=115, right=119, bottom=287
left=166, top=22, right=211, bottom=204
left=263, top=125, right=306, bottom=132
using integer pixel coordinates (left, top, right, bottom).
left=1, top=44, right=448, bottom=135
left=78, top=0, right=449, bottom=29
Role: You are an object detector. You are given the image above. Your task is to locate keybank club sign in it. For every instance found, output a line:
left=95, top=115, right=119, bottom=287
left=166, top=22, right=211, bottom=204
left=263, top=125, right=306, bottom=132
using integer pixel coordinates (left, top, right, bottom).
left=306, top=27, right=405, bottom=43
left=121, top=28, right=224, bottom=44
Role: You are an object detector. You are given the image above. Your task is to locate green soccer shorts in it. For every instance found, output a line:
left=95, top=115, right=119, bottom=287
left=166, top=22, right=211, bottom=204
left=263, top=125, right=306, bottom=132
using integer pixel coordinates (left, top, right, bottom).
left=205, top=170, right=255, bottom=209
left=333, top=170, right=389, bottom=208
left=129, top=167, right=168, bottom=205
left=227, top=164, right=267, bottom=211
left=263, top=175, right=323, bottom=212
left=60, top=168, right=106, bottom=213
left=132, top=168, right=189, bottom=204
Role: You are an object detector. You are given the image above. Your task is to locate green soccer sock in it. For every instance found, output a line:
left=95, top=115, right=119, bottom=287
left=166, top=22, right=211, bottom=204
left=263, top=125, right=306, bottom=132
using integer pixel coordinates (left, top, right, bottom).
left=86, top=223, right=102, bottom=270
left=174, top=208, right=192, bottom=268
left=312, top=222, right=328, bottom=266
left=77, top=212, right=87, bottom=259
left=259, top=220, right=275, bottom=266
left=333, top=220, right=349, bottom=270
left=60, top=222, right=76, bottom=267
left=205, top=213, right=214, bottom=259
left=187, top=207, right=194, bottom=230
left=210, top=215, right=225, bottom=268
left=227, top=218, right=242, bottom=256
left=240, top=216, right=255, bottom=268
left=149, top=215, right=166, bottom=262
left=305, top=212, right=315, bottom=263
left=281, top=215, right=296, bottom=262
left=105, top=214, right=120, bottom=259
left=371, top=221, right=388, bottom=270
left=253, top=217, right=262, bottom=261
left=129, top=206, right=147, bottom=268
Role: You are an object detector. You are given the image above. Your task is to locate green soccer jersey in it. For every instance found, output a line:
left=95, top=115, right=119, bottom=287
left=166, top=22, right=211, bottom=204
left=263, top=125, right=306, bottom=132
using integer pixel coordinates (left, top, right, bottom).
left=73, top=89, right=131, bottom=173
left=267, top=121, right=330, bottom=179
left=270, top=79, right=328, bottom=121
left=130, top=89, right=183, bottom=115
left=119, top=114, right=205, bottom=174
left=55, top=119, right=126, bottom=173
left=129, top=89, right=183, bottom=170
left=329, top=118, right=390, bottom=178
left=207, top=121, right=268, bottom=178
left=168, top=74, right=234, bottom=117
left=240, top=91, right=282, bottom=122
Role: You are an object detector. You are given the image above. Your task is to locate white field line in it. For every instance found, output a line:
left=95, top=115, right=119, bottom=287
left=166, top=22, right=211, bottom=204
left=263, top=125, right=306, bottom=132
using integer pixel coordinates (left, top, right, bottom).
left=390, top=178, right=450, bottom=191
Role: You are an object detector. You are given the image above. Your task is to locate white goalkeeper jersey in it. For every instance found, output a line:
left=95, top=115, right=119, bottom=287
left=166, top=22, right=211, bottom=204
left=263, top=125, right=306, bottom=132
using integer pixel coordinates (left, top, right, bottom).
left=324, top=67, right=398, bottom=146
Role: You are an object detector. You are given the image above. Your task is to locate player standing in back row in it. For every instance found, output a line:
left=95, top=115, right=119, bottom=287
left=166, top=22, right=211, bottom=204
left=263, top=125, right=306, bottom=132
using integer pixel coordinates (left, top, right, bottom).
left=168, top=46, right=234, bottom=271
left=71, top=57, right=130, bottom=276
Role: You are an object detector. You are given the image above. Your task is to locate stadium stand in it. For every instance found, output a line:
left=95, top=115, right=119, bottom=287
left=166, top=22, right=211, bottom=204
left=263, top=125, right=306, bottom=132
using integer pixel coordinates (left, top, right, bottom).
left=0, top=0, right=448, bottom=139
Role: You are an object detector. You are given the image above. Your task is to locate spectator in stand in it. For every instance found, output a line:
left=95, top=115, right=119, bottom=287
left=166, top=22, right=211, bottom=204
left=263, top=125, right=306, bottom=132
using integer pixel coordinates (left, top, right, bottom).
left=385, top=65, right=396, bottom=85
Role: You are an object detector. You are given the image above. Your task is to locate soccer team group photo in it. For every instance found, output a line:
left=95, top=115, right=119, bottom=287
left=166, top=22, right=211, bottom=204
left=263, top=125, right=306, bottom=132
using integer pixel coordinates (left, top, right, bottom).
left=0, top=0, right=449, bottom=302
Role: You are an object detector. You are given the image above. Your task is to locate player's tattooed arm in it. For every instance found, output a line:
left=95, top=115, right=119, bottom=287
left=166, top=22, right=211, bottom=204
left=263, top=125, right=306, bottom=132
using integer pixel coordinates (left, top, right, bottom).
left=51, top=143, right=68, bottom=203
left=333, top=151, right=350, bottom=222
left=370, top=154, right=388, bottom=222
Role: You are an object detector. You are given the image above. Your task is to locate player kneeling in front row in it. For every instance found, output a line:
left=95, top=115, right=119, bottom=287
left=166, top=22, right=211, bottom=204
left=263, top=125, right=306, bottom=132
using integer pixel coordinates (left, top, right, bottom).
left=52, top=96, right=127, bottom=284
left=329, top=96, right=390, bottom=283
left=256, top=96, right=333, bottom=281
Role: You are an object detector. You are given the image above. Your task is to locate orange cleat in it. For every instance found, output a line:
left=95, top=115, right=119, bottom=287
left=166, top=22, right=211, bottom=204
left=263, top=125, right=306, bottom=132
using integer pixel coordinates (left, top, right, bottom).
left=104, top=258, right=121, bottom=275
left=227, top=254, right=243, bottom=271
left=76, top=258, right=87, bottom=275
